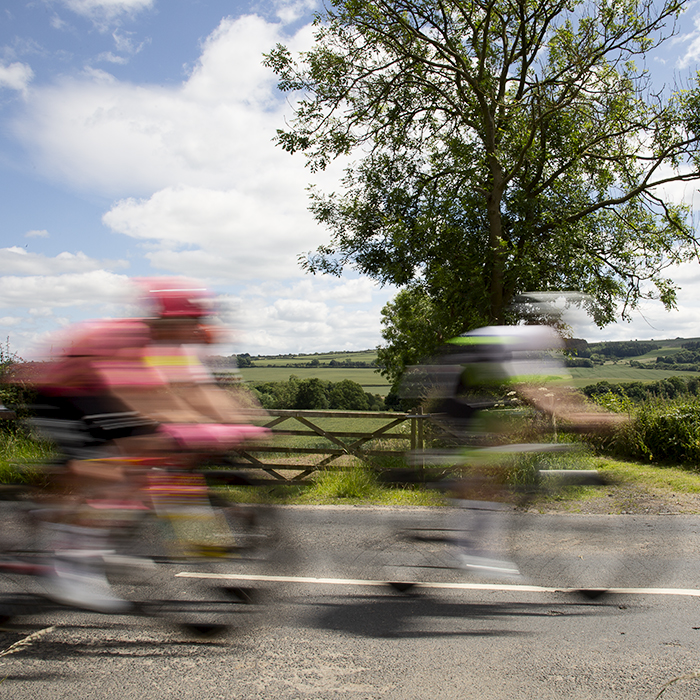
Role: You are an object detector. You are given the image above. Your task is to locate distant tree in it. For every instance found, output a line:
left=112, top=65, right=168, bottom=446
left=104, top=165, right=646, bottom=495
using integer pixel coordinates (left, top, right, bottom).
left=564, top=339, right=590, bottom=358
left=295, top=378, right=330, bottom=409
left=235, top=353, right=254, bottom=368
left=329, top=379, right=370, bottom=410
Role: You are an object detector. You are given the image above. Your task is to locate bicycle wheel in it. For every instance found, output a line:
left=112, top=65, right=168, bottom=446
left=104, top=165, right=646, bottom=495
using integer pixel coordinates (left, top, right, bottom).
left=349, top=509, right=460, bottom=589
left=0, top=490, right=54, bottom=622
left=507, top=510, right=638, bottom=592
left=106, top=494, right=279, bottom=634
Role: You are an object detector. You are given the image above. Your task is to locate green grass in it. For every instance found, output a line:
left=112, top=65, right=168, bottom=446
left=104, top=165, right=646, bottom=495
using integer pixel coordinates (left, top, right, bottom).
left=237, top=366, right=392, bottom=396
left=249, top=350, right=378, bottom=366
left=566, top=364, right=700, bottom=387
left=0, top=431, right=55, bottom=483
left=597, top=458, right=700, bottom=493
left=216, top=475, right=446, bottom=506
left=215, top=450, right=700, bottom=508
left=231, top=340, right=700, bottom=394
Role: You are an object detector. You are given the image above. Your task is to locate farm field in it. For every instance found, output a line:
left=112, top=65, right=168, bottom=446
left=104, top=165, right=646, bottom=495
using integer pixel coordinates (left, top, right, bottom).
left=566, top=364, right=700, bottom=387
left=237, top=366, right=392, bottom=396
left=247, top=350, right=378, bottom=366
left=230, top=337, right=700, bottom=396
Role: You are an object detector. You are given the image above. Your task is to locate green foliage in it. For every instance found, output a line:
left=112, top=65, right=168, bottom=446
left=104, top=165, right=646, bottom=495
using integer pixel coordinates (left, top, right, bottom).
left=251, top=376, right=386, bottom=410
left=0, top=342, right=35, bottom=434
left=295, top=377, right=330, bottom=409
left=376, top=286, right=478, bottom=389
left=589, top=390, right=635, bottom=415
left=329, top=378, right=370, bottom=410
left=235, top=353, right=254, bottom=368
left=583, top=377, right=700, bottom=403
left=304, top=465, right=382, bottom=501
left=614, top=397, right=700, bottom=466
left=0, top=431, right=54, bottom=484
left=266, top=0, right=700, bottom=365
left=593, top=341, right=662, bottom=358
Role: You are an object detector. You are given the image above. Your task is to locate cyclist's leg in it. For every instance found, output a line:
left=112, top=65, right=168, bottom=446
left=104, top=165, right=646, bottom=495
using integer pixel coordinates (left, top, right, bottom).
left=450, top=473, right=520, bottom=578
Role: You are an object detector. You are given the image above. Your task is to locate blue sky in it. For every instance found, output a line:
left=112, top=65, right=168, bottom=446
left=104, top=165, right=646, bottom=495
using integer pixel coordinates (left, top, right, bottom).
left=1, top=0, right=700, bottom=358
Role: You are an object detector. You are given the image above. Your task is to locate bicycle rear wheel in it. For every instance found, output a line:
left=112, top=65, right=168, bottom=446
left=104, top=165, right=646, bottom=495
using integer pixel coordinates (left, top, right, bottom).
left=106, top=493, right=279, bottom=634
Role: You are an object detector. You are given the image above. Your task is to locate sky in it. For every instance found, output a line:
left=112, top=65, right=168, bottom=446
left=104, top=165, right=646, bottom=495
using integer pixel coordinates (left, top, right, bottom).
left=1, top=0, right=700, bottom=359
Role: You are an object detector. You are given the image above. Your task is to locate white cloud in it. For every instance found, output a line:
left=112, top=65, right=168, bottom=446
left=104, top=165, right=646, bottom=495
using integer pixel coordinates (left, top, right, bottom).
left=568, top=260, right=700, bottom=342
left=0, top=270, right=132, bottom=310
left=272, top=0, right=319, bottom=24
left=0, top=248, right=127, bottom=276
left=271, top=298, right=329, bottom=322
left=0, top=62, right=33, bottom=93
left=13, top=16, right=317, bottom=197
left=60, top=0, right=154, bottom=23
left=226, top=278, right=395, bottom=355
left=96, top=51, right=129, bottom=65
left=323, top=278, right=378, bottom=304
left=102, top=184, right=326, bottom=281
left=676, top=8, right=700, bottom=69
left=25, top=229, right=49, bottom=238
left=1, top=11, right=391, bottom=357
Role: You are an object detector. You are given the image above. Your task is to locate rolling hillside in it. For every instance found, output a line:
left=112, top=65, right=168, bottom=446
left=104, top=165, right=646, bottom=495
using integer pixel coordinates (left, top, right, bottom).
left=221, top=337, right=700, bottom=395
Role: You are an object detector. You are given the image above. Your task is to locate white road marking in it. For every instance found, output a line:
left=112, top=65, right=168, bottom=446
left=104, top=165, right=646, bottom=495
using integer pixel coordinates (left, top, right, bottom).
left=175, top=571, right=700, bottom=597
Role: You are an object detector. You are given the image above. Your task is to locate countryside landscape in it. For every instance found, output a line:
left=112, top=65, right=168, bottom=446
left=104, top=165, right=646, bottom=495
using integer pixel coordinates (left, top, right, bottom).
left=216, top=336, right=700, bottom=397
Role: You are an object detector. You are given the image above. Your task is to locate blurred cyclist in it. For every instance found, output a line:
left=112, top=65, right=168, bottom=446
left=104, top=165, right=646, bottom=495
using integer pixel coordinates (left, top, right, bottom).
left=409, top=324, right=623, bottom=578
left=24, top=277, right=265, bottom=612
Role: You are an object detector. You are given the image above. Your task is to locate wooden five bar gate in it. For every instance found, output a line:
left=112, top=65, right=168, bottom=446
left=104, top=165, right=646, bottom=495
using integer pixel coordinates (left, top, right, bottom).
left=232, top=409, right=429, bottom=483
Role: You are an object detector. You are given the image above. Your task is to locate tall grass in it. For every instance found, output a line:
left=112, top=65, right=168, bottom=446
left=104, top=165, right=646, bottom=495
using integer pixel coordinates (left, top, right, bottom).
left=0, top=430, right=55, bottom=483
left=610, top=396, right=700, bottom=467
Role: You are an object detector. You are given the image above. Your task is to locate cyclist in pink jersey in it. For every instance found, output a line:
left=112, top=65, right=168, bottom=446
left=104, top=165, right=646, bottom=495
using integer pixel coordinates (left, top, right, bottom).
left=23, top=277, right=266, bottom=612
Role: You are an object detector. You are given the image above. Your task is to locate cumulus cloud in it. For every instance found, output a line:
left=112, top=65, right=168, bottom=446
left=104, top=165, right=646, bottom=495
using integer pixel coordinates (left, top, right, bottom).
left=235, top=300, right=387, bottom=353
left=59, top=0, right=154, bottom=23
left=13, top=15, right=317, bottom=197
left=0, top=62, right=33, bottom=93
left=272, top=0, right=319, bottom=24
left=25, top=229, right=49, bottom=238
left=102, top=183, right=326, bottom=281
left=0, top=270, right=132, bottom=310
left=10, top=14, right=336, bottom=289
left=676, top=9, right=700, bottom=69
left=0, top=247, right=127, bottom=276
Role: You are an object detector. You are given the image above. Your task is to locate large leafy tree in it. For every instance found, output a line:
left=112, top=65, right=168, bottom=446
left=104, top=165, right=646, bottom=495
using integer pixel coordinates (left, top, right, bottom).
left=265, top=0, right=700, bottom=384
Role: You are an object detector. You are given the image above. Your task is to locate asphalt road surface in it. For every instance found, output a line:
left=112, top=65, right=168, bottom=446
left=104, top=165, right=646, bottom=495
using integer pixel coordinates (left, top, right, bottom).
left=1, top=505, right=700, bottom=699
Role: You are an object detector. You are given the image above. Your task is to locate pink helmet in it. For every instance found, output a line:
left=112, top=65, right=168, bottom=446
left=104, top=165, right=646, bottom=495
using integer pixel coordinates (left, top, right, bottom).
left=134, top=277, right=214, bottom=319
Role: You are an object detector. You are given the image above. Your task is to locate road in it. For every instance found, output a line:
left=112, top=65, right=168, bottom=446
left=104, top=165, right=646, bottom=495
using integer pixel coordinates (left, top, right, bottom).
left=0, top=506, right=699, bottom=699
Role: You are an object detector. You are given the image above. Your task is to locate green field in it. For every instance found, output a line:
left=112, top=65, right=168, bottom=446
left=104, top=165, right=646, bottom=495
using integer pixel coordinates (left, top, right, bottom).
left=248, top=350, right=378, bottom=366
left=566, top=365, right=700, bottom=388
left=237, top=366, right=392, bottom=396
left=232, top=337, right=700, bottom=396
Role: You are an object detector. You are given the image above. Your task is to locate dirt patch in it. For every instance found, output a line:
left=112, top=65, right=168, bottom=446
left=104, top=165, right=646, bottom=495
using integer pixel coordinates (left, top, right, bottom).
left=524, top=482, right=700, bottom=515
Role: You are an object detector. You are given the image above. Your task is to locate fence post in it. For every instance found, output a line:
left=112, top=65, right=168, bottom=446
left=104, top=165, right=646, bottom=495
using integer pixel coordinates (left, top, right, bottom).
left=416, top=406, right=425, bottom=474
left=410, top=410, right=417, bottom=452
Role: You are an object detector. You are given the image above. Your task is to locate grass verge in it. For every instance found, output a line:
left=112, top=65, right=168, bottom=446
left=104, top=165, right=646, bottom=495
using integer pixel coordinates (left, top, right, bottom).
left=0, top=431, right=54, bottom=484
left=215, top=452, right=700, bottom=511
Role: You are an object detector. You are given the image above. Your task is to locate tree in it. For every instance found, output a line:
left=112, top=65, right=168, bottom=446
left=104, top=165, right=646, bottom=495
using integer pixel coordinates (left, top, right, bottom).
left=235, top=353, right=254, bottom=368
left=265, top=0, right=700, bottom=383
left=375, top=286, right=474, bottom=387
left=329, top=378, right=371, bottom=409
left=294, top=377, right=330, bottom=409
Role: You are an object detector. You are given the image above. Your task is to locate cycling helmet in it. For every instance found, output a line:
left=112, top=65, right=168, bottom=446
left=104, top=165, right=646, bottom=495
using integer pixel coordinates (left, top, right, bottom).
left=134, top=277, right=214, bottom=319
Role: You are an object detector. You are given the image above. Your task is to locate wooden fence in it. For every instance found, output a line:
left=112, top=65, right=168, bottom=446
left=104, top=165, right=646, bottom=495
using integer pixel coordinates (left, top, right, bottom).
left=232, top=408, right=430, bottom=483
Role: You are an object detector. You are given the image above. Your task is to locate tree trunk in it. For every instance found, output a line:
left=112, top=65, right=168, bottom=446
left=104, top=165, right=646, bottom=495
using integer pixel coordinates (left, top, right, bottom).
left=486, top=170, right=506, bottom=325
